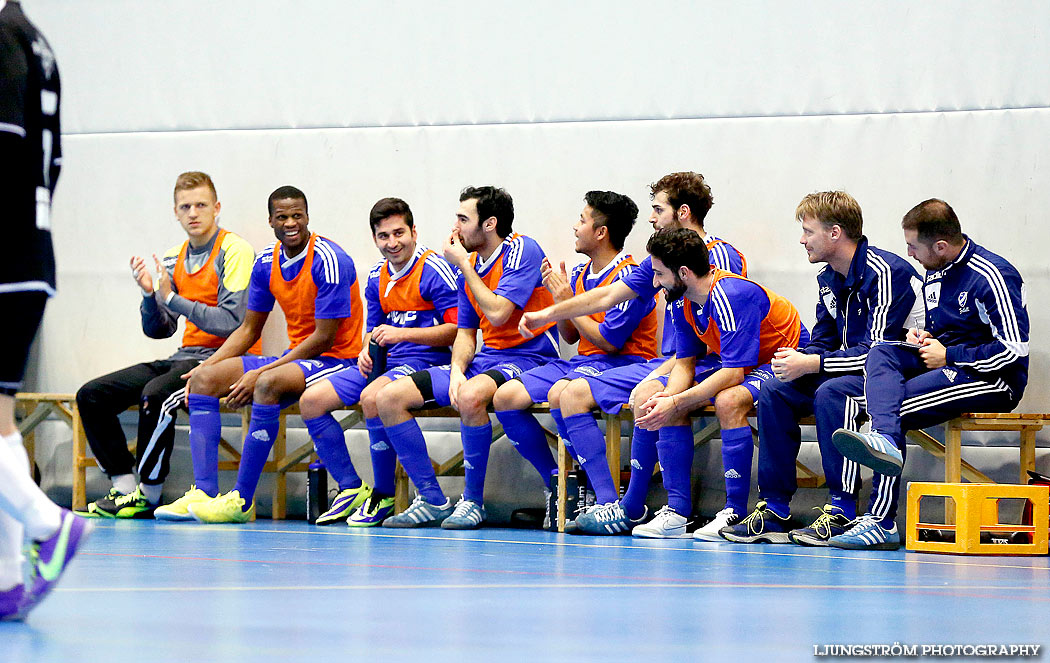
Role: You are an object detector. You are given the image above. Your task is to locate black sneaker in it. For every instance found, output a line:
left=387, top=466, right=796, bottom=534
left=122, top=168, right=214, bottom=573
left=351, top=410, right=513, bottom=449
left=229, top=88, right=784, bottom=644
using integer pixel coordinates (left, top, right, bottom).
left=720, top=501, right=793, bottom=544
left=788, top=505, right=852, bottom=547
left=79, top=487, right=125, bottom=518
left=95, top=488, right=156, bottom=519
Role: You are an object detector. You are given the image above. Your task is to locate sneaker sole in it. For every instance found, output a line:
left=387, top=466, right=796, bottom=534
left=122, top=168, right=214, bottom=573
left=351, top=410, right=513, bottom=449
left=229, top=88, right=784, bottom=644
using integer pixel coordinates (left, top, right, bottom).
left=381, top=519, right=444, bottom=528
left=789, top=532, right=832, bottom=547
left=154, top=511, right=196, bottom=521
left=832, top=430, right=903, bottom=476
left=632, top=530, right=691, bottom=539
left=114, top=509, right=156, bottom=519
left=315, top=511, right=354, bottom=525
left=829, top=539, right=901, bottom=551
left=692, top=530, right=729, bottom=542
left=721, top=531, right=792, bottom=544
left=440, top=520, right=483, bottom=530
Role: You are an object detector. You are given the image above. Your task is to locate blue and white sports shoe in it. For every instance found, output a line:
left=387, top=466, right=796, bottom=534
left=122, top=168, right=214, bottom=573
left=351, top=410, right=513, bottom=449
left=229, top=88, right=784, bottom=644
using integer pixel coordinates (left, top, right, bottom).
left=575, top=501, right=632, bottom=535
left=720, top=501, right=792, bottom=544
left=441, top=497, right=486, bottom=530
left=829, top=514, right=901, bottom=551
left=382, top=495, right=454, bottom=528
left=831, top=429, right=904, bottom=477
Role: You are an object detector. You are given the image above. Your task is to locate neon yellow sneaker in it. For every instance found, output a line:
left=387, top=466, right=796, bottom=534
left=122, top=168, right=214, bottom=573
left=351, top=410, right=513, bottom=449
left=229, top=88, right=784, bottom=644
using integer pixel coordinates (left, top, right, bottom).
left=155, top=486, right=213, bottom=521
left=316, top=484, right=372, bottom=525
left=188, top=490, right=255, bottom=524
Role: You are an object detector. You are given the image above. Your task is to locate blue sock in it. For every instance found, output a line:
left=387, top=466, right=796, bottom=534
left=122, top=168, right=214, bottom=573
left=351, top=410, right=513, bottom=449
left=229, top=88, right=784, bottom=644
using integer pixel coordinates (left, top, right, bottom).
left=621, top=426, right=657, bottom=519
left=550, top=408, right=582, bottom=464
left=721, top=426, right=754, bottom=515
left=187, top=394, right=220, bottom=497
left=385, top=419, right=444, bottom=505
left=829, top=493, right=857, bottom=520
left=366, top=417, right=396, bottom=496
left=656, top=425, right=693, bottom=516
left=763, top=497, right=790, bottom=519
left=460, top=422, right=492, bottom=504
left=233, top=403, right=281, bottom=509
left=304, top=414, right=361, bottom=491
left=495, top=410, right=558, bottom=483
left=564, top=413, right=618, bottom=504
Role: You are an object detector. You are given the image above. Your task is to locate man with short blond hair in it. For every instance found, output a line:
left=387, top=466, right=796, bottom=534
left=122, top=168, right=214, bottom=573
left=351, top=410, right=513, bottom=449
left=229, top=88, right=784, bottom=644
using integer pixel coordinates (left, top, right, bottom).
left=75, top=171, right=257, bottom=518
left=722, top=191, right=922, bottom=547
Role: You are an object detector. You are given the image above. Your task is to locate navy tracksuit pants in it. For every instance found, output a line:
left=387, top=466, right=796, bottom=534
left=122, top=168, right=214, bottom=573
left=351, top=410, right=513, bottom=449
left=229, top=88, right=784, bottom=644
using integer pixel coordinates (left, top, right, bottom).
left=757, top=373, right=892, bottom=519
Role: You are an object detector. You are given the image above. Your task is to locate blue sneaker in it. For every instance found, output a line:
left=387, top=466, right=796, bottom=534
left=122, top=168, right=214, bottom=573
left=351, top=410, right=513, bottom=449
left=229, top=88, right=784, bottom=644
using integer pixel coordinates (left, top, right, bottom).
left=720, top=501, right=793, bottom=544
left=441, top=497, right=486, bottom=530
left=21, top=510, right=95, bottom=615
left=789, top=505, right=853, bottom=547
left=347, top=494, right=395, bottom=527
left=575, top=501, right=632, bottom=535
left=831, top=429, right=903, bottom=476
left=382, top=495, right=454, bottom=528
left=829, top=514, right=901, bottom=551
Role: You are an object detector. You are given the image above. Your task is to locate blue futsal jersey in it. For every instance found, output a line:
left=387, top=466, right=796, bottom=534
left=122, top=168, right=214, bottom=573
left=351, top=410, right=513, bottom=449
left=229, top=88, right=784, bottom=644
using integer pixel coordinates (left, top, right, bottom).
left=365, top=246, right=459, bottom=364
left=458, top=233, right=560, bottom=358
left=621, top=233, right=748, bottom=357
left=569, top=251, right=657, bottom=359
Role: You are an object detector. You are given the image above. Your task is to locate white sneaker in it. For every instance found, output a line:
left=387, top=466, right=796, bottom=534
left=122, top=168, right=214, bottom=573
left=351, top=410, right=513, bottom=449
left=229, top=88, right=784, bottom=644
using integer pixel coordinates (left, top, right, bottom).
left=693, top=507, right=740, bottom=541
left=631, top=505, right=691, bottom=539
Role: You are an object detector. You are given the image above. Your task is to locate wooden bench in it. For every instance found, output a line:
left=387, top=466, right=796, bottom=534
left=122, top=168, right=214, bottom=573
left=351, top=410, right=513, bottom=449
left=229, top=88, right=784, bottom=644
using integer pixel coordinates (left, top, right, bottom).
left=552, top=406, right=823, bottom=532
left=14, top=393, right=76, bottom=481
left=905, top=413, right=1048, bottom=484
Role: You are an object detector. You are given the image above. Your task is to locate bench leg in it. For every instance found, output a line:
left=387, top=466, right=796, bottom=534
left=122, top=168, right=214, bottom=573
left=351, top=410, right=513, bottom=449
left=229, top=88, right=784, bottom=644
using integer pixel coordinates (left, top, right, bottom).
left=394, top=462, right=409, bottom=513
left=557, top=438, right=568, bottom=533
left=1020, top=428, right=1037, bottom=485
left=71, top=401, right=87, bottom=511
left=604, top=413, right=621, bottom=494
left=944, top=421, right=963, bottom=524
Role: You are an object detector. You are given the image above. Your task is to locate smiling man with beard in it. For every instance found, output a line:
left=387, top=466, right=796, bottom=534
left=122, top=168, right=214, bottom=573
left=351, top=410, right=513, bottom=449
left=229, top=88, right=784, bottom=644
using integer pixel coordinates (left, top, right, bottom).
left=156, top=186, right=364, bottom=524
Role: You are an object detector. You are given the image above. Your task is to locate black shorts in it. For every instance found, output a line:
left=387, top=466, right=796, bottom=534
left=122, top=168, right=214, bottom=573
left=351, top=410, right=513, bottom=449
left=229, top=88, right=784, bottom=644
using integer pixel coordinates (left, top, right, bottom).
left=0, top=292, right=48, bottom=395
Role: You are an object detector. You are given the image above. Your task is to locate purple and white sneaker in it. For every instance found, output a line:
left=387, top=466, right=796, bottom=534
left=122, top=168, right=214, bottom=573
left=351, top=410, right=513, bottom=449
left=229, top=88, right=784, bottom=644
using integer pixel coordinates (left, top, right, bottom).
left=0, top=584, right=27, bottom=622
left=20, top=509, right=95, bottom=614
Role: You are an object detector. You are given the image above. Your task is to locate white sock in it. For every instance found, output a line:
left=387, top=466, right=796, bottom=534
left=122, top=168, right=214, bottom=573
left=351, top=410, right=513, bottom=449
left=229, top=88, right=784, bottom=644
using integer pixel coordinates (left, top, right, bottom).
left=0, top=432, right=62, bottom=541
left=0, top=509, right=23, bottom=591
left=111, top=474, right=136, bottom=495
left=139, top=483, right=162, bottom=505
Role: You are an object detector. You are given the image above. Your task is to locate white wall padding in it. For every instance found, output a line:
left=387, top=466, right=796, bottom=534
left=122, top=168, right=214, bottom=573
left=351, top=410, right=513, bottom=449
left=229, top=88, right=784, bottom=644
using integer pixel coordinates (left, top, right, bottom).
left=31, top=1, right=1050, bottom=135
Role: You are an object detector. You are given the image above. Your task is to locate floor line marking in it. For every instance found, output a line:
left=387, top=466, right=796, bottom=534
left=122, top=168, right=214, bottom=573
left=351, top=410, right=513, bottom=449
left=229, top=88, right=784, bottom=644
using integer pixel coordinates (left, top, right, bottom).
left=55, top=582, right=1050, bottom=596
left=146, top=523, right=1048, bottom=572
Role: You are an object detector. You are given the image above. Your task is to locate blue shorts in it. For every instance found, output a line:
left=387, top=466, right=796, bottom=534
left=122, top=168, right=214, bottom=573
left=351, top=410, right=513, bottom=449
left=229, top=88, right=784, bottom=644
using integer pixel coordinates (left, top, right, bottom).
left=517, top=354, right=645, bottom=403
left=410, top=351, right=553, bottom=408
left=241, top=354, right=356, bottom=406
left=325, top=357, right=434, bottom=407
left=653, top=362, right=775, bottom=405
left=581, top=357, right=668, bottom=414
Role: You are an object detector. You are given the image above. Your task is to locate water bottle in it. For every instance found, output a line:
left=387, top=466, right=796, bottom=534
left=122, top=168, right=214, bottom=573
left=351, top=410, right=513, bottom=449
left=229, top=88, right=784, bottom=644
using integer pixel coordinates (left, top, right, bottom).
left=306, top=460, right=328, bottom=524
left=367, top=338, right=388, bottom=384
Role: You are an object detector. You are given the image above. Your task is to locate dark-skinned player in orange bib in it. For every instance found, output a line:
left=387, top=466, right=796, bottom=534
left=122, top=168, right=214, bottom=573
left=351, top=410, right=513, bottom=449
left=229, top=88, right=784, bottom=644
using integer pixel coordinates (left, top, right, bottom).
left=156, top=186, right=363, bottom=524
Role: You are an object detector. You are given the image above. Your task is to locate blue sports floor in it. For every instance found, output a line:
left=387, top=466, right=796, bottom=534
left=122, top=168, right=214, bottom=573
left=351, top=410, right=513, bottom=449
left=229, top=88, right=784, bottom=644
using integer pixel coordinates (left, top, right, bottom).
left=2, top=520, right=1048, bottom=662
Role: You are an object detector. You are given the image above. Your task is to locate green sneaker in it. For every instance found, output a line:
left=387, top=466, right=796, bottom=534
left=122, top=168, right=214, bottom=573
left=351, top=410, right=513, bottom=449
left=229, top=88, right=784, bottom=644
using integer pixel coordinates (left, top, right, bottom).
left=347, top=494, right=395, bottom=527
left=155, top=486, right=213, bottom=521
left=95, top=488, right=156, bottom=519
left=316, top=485, right=372, bottom=525
left=75, top=487, right=123, bottom=518
left=187, top=490, right=255, bottom=524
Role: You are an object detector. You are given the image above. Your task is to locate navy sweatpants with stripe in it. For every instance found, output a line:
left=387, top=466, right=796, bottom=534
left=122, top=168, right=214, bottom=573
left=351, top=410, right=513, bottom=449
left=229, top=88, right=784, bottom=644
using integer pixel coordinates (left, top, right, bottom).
left=861, top=343, right=1017, bottom=520
left=757, top=373, right=886, bottom=519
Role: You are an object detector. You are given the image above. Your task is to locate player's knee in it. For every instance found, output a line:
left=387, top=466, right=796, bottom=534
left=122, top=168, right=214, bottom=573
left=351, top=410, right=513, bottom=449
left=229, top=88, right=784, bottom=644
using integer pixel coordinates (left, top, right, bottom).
left=189, top=365, right=225, bottom=397
left=546, top=382, right=566, bottom=409
left=75, top=380, right=104, bottom=408
left=253, top=370, right=284, bottom=403
left=631, top=380, right=664, bottom=418
left=714, top=387, right=752, bottom=424
left=359, top=384, right=381, bottom=418
left=375, top=380, right=409, bottom=419
left=298, top=387, right=326, bottom=420
left=561, top=378, right=592, bottom=415
left=457, top=381, right=492, bottom=417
